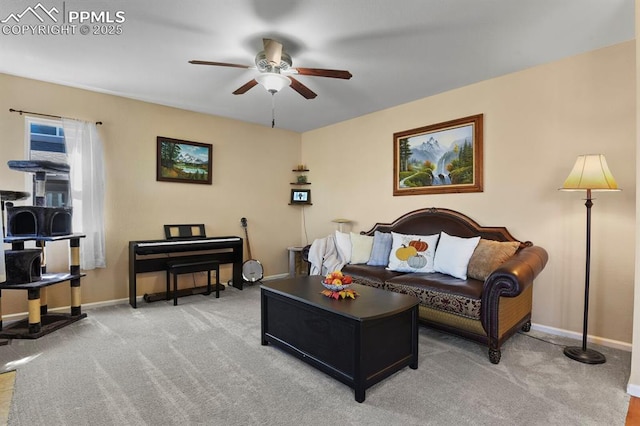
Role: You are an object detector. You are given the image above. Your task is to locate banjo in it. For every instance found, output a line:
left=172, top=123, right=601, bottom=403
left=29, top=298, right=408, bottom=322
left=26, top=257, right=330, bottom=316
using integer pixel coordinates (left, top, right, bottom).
left=240, top=217, right=264, bottom=283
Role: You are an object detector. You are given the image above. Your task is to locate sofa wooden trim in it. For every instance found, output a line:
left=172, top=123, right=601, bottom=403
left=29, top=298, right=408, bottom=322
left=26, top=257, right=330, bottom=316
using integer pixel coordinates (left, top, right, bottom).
left=344, top=207, right=548, bottom=364
left=361, top=207, right=519, bottom=242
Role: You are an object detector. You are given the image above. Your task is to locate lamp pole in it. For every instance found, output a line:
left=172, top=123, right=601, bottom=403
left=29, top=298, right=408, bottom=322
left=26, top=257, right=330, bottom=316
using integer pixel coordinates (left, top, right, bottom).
left=563, top=188, right=606, bottom=364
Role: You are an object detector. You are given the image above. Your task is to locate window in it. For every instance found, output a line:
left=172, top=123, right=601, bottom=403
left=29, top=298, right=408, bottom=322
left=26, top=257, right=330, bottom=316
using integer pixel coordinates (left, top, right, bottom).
left=22, top=117, right=106, bottom=269
left=25, top=117, right=70, bottom=207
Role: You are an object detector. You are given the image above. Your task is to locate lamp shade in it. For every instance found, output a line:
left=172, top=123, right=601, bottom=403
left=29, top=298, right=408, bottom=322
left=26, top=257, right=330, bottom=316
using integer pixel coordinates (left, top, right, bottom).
left=255, top=73, right=290, bottom=93
left=560, top=154, right=620, bottom=191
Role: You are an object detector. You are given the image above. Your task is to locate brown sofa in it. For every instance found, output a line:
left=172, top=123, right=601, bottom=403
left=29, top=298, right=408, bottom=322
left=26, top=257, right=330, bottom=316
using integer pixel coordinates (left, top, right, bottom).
left=341, top=208, right=548, bottom=364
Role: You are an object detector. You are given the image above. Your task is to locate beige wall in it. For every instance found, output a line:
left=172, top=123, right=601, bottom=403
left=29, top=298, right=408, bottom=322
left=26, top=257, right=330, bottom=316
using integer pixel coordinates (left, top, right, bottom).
left=0, top=41, right=635, bottom=346
left=302, top=41, right=636, bottom=344
left=0, top=73, right=302, bottom=314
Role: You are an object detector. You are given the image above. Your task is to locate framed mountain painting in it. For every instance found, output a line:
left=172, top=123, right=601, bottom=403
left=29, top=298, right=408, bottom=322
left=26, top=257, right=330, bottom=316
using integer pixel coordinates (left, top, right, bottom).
left=157, top=136, right=212, bottom=185
left=393, top=114, right=483, bottom=196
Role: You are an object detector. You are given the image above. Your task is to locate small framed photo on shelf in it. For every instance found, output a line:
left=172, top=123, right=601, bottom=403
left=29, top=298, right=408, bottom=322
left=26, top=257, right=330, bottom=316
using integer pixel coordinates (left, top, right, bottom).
left=290, top=189, right=311, bottom=205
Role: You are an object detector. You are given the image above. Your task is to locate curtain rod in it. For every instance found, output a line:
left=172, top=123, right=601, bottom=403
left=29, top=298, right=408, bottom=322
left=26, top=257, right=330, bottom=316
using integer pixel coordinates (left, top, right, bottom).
left=9, top=108, right=103, bottom=125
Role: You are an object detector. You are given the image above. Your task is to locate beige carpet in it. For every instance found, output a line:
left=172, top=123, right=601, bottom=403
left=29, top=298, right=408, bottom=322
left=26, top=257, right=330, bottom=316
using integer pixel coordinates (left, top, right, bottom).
left=0, top=283, right=631, bottom=425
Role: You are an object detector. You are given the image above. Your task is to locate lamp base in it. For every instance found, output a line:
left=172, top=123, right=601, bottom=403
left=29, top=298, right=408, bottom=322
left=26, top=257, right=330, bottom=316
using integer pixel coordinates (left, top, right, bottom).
left=563, top=346, right=606, bottom=364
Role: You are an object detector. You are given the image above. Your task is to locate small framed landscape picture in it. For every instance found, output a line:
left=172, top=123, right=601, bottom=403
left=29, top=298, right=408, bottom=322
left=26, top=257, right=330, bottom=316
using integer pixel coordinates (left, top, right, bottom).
left=157, top=136, right=212, bottom=185
left=393, top=114, right=483, bottom=196
left=290, top=189, right=311, bottom=205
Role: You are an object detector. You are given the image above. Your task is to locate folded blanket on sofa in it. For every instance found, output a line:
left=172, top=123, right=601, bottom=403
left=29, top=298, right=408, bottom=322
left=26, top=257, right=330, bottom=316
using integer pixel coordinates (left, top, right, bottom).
left=308, top=234, right=344, bottom=275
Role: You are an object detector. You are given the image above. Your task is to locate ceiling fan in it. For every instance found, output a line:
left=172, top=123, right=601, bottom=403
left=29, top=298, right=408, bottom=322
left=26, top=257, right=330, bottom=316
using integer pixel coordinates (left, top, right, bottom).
left=189, top=38, right=352, bottom=100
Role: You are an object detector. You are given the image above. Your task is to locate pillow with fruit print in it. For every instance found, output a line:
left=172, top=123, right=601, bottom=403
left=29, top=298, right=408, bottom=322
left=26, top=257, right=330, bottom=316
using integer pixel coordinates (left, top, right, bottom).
left=386, top=232, right=440, bottom=273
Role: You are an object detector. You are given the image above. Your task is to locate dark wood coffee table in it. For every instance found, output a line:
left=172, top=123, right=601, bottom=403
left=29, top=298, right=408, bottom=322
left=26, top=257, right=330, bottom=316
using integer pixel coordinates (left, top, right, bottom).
left=261, top=275, right=419, bottom=402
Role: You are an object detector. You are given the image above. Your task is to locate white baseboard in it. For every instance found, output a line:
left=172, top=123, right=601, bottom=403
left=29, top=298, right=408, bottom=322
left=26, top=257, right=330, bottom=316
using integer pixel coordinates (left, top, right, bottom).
left=262, top=273, right=290, bottom=281
left=1, top=297, right=130, bottom=323
left=530, top=323, right=631, bottom=352
left=2, top=273, right=292, bottom=322
left=627, top=381, right=640, bottom=397
left=2, top=284, right=631, bottom=354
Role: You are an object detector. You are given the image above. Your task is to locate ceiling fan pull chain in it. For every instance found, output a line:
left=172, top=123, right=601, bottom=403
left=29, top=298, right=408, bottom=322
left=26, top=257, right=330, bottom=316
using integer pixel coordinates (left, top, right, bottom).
left=271, top=93, right=276, bottom=128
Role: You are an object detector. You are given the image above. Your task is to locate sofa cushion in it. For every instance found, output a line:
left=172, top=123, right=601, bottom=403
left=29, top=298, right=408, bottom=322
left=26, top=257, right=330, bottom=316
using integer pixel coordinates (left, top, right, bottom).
left=366, top=231, right=393, bottom=266
left=386, top=273, right=483, bottom=319
left=467, top=239, right=521, bottom=281
left=349, top=232, right=374, bottom=264
left=334, top=230, right=351, bottom=263
left=433, top=232, right=480, bottom=280
left=387, top=232, right=439, bottom=273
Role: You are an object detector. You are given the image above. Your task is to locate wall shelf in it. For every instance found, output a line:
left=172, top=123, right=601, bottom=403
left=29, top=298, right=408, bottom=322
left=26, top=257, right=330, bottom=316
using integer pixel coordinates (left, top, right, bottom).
left=290, top=167, right=311, bottom=195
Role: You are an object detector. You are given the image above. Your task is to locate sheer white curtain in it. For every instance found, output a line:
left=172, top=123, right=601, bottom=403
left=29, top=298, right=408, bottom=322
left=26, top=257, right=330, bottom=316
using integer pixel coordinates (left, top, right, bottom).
left=62, top=119, right=106, bottom=269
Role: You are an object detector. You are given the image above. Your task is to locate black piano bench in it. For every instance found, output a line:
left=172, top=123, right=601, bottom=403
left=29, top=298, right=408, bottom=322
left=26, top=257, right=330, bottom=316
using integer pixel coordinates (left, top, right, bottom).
left=167, top=260, right=220, bottom=306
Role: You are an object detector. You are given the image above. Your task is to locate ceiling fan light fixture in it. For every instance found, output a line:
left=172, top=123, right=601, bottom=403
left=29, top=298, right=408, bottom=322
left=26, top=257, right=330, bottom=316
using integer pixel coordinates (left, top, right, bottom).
left=256, top=73, right=291, bottom=94
left=255, top=51, right=292, bottom=72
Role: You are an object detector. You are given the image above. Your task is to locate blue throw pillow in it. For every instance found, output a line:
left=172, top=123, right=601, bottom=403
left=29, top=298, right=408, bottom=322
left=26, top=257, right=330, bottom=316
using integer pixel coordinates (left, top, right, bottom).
left=366, top=231, right=393, bottom=266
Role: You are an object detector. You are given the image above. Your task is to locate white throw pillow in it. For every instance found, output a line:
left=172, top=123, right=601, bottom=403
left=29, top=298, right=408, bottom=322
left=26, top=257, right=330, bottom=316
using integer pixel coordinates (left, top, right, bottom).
left=349, top=232, right=374, bottom=264
left=334, top=230, right=352, bottom=263
left=387, top=232, right=439, bottom=273
left=433, top=231, right=481, bottom=280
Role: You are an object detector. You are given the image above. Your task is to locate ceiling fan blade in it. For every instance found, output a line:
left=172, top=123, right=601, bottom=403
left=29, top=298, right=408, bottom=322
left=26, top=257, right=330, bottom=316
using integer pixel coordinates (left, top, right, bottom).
left=189, top=60, right=252, bottom=69
left=263, top=38, right=283, bottom=66
left=294, top=67, right=352, bottom=79
left=289, top=77, right=317, bottom=99
left=233, top=79, right=258, bottom=95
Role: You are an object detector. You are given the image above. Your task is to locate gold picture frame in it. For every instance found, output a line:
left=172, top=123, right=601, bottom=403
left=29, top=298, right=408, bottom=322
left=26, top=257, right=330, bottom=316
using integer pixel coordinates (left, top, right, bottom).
left=393, top=114, right=483, bottom=196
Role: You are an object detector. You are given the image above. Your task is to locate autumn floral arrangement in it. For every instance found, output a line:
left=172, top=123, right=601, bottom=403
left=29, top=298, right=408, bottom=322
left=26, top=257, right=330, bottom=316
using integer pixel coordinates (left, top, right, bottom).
left=320, top=271, right=359, bottom=300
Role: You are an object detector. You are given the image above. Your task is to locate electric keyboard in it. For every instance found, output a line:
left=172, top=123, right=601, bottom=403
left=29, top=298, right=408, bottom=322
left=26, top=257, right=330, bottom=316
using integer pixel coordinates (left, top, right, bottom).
left=128, top=236, right=243, bottom=308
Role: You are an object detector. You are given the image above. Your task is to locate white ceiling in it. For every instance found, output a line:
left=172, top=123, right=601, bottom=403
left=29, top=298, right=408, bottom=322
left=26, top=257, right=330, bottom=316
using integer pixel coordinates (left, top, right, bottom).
left=0, top=0, right=634, bottom=132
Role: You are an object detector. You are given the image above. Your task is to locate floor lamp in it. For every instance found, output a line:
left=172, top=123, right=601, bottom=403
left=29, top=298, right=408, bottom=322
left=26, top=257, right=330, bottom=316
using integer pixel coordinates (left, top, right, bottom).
left=560, top=154, right=620, bottom=364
